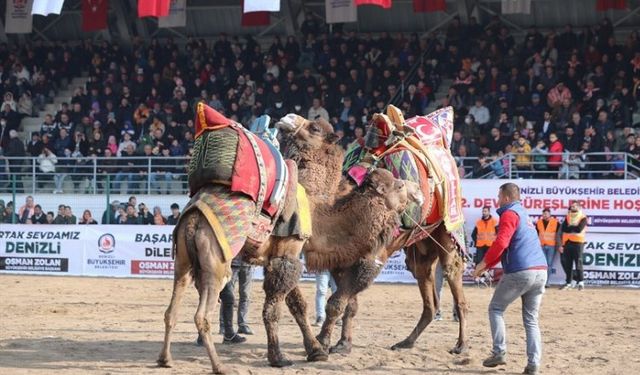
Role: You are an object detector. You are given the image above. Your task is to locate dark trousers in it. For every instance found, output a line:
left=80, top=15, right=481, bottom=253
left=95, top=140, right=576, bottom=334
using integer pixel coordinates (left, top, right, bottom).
left=475, top=245, right=490, bottom=265
left=561, top=241, right=584, bottom=284
left=219, top=264, right=253, bottom=337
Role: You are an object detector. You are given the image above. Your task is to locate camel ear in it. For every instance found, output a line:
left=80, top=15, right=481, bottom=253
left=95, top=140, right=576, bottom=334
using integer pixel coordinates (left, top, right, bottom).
left=367, top=171, right=390, bottom=196
left=325, top=133, right=340, bottom=144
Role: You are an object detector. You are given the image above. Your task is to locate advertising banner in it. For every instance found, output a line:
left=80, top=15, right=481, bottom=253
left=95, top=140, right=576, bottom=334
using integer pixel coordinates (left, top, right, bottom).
left=0, top=226, right=84, bottom=275
left=82, top=225, right=174, bottom=277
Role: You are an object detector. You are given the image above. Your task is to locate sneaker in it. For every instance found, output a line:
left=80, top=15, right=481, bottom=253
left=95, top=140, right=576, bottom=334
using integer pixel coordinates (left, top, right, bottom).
left=238, top=325, right=254, bottom=335
left=482, top=352, right=507, bottom=368
left=560, top=284, right=573, bottom=290
left=434, top=311, right=443, bottom=321
left=523, top=364, right=539, bottom=374
left=577, top=282, right=585, bottom=291
left=222, top=334, right=247, bottom=345
left=312, top=318, right=324, bottom=327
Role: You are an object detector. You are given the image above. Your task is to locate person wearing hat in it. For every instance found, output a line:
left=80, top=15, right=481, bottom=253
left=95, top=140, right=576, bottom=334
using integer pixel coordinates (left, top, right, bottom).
left=102, top=200, right=121, bottom=224
left=547, top=82, right=571, bottom=109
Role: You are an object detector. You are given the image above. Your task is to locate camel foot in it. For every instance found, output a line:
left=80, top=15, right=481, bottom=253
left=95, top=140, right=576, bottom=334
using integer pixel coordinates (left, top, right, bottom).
left=307, top=347, right=329, bottom=362
left=391, top=339, right=414, bottom=350
left=330, top=340, right=352, bottom=355
left=156, top=356, right=173, bottom=368
left=315, top=334, right=330, bottom=352
left=212, top=365, right=232, bottom=374
left=269, top=355, right=293, bottom=368
left=449, top=343, right=469, bottom=355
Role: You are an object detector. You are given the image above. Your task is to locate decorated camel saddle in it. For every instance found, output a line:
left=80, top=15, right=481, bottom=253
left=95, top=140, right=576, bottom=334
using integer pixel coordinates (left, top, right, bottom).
left=343, top=105, right=465, bottom=248
left=181, top=103, right=311, bottom=262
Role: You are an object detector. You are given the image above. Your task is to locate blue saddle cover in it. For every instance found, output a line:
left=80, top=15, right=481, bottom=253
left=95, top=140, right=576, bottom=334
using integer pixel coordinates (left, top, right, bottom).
left=250, top=115, right=287, bottom=206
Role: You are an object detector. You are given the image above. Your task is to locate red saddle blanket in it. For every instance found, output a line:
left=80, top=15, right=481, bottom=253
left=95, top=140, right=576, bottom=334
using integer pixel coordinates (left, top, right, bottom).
left=195, top=103, right=281, bottom=217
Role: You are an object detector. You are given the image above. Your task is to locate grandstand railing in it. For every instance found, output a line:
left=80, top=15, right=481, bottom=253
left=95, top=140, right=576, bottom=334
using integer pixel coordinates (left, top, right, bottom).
left=0, top=152, right=638, bottom=196
left=457, top=152, right=640, bottom=180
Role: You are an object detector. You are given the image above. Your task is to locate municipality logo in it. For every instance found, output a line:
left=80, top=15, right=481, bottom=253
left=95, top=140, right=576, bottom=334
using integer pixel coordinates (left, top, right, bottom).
left=98, top=234, right=116, bottom=254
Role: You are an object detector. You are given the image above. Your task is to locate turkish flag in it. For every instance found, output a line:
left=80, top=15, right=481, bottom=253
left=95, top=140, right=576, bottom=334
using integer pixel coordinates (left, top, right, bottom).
left=241, top=0, right=270, bottom=27
left=596, top=0, right=626, bottom=11
left=138, top=0, right=170, bottom=18
left=413, top=0, right=446, bottom=12
left=82, top=0, right=108, bottom=32
left=355, top=0, right=392, bottom=9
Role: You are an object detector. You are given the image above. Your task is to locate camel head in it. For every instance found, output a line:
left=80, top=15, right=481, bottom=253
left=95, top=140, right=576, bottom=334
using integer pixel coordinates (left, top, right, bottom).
left=276, top=113, right=340, bottom=156
left=364, top=169, right=422, bottom=214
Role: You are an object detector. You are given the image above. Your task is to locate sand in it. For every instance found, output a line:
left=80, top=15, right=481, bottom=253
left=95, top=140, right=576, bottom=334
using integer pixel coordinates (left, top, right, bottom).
left=0, top=275, right=638, bottom=375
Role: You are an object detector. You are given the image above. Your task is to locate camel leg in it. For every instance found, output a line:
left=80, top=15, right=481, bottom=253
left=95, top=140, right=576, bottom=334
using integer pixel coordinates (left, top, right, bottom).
left=329, top=295, right=358, bottom=354
left=157, top=234, right=192, bottom=367
left=285, top=286, right=329, bottom=362
left=438, top=234, right=469, bottom=354
left=263, top=256, right=300, bottom=367
left=316, top=259, right=380, bottom=353
left=193, top=225, right=231, bottom=374
left=391, top=242, right=438, bottom=350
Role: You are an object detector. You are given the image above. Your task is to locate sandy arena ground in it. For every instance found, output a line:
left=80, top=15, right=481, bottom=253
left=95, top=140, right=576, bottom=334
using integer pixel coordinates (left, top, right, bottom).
left=0, top=275, right=638, bottom=375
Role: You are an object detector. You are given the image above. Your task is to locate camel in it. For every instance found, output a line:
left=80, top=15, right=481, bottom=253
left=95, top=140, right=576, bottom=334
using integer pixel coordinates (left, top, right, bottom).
left=276, top=112, right=469, bottom=358
left=157, top=105, right=420, bottom=373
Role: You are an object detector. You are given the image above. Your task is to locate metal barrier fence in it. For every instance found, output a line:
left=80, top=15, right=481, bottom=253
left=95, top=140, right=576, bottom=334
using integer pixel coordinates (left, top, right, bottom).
left=456, top=152, right=640, bottom=180
left=1, top=152, right=638, bottom=197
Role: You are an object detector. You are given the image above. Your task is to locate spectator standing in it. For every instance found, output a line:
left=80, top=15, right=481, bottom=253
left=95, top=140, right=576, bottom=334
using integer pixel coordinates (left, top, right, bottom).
left=535, top=208, right=560, bottom=284
left=308, top=98, right=330, bottom=122
left=18, top=196, right=36, bottom=224
left=53, top=205, right=68, bottom=224
left=547, top=133, right=564, bottom=178
left=30, top=205, right=48, bottom=224
left=124, top=205, right=141, bottom=224
left=102, top=200, right=121, bottom=224
left=138, top=203, right=154, bottom=225
left=79, top=210, right=98, bottom=224
left=167, top=203, right=180, bottom=225
left=5, top=130, right=25, bottom=191
left=153, top=206, right=167, bottom=225
left=64, top=206, right=77, bottom=224
left=314, top=270, right=337, bottom=326
left=2, top=202, right=19, bottom=224
left=471, top=206, right=498, bottom=265
left=559, top=201, right=588, bottom=291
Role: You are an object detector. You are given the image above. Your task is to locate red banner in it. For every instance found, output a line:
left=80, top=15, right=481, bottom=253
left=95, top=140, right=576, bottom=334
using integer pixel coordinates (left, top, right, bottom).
left=82, top=0, right=108, bottom=32
left=596, top=0, right=627, bottom=11
left=138, top=0, right=170, bottom=18
left=413, top=0, right=446, bottom=12
left=355, top=0, right=392, bottom=8
left=241, top=0, right=270, bottom=27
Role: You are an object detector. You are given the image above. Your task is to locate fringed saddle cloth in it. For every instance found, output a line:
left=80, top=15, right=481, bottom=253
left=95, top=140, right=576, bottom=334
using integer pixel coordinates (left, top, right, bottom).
left=179, top=103, right=311, bottom=262
left=343, top=105, right=465, bottom=251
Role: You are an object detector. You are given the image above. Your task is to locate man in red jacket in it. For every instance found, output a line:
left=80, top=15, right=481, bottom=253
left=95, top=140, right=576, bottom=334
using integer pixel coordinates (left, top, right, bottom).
left=548, top=132, right=564, bottom=178
left=474, top=183, right=548, bottom=375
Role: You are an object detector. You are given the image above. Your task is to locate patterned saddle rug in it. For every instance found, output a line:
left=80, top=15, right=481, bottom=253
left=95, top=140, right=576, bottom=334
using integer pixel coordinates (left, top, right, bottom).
left=343, top=106, right=464, bottom=247
left=189, top=103, right=288, bottom=218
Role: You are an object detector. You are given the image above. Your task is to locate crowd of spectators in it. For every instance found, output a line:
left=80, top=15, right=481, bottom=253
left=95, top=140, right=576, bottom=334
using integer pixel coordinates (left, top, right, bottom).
left=0, top=195, right=181, bottom=224
left=1, top=14, right=639, bottom=191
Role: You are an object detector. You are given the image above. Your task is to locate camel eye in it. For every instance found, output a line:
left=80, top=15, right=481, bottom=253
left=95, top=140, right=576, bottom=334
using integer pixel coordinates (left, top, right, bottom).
left=310, top=123, right=320, bottom=132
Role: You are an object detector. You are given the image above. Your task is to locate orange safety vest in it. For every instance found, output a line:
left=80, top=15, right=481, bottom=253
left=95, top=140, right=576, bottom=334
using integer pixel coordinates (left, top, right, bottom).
left=475, top=217, right=497, bottom=247
left=536, top=218, right=558, bottom=246
left=562, top=213, right=587, bottom=245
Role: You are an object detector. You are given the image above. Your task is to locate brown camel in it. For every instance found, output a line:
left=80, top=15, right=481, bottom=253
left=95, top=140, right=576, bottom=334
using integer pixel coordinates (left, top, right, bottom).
left=277, top=113, right=469, bottom=358
left=158, top=112, right=417, bottom=372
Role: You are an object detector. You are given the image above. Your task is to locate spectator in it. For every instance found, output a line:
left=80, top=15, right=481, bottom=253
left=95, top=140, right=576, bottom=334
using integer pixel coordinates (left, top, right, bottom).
left=65, top=206, right=77, bottom=224
left=138, top=203, right=153, bottom=225
left=471, top=206, right=498, bottom=265
left=53, top=204, right=68, bottom=224
left=102, top=200, right=121, bottom=224
left=46, top=211, right=55, bottom=224
left=167, top=203, right=180, bottom=225
left=114, top=144, right=140, bottom=194
left=559, top=201, right=588, bottom=291
left=2, top=201, right=19, bottom=224
left=153, top=206, right=167, bottom=225
left=79, top=210, right=98, bottom=224
left=468, top=98, right=490, bottom=128
left=308, top=98, right=329, bottom=122
left=124, top=204, right=141, bottom=224
left=548, top=133, right=564, bottom=178
left=531, top=139, right=549, bottom=177
left=5, top=130, right=25, bottom=191
left=30, top=204, right=48, bottom=224
left=18, top=195, right=36, bottom=224
left=513, top=137, right=533, bottom=178
left=546, top=82, right=571, bottom=109
left=27, top=132, right=43, bottom=157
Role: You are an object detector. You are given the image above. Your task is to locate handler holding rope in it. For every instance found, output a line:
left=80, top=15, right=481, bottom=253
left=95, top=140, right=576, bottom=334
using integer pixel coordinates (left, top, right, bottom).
left=474, top=183, right=548, bottom=375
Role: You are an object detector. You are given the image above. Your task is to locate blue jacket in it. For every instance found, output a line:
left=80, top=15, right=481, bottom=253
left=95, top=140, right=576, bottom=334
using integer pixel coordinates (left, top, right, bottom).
left=497, top=201, right=547, bottom=273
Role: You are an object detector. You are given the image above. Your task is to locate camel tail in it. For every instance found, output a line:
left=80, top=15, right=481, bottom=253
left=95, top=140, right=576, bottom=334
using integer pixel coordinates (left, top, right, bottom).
left=185, top=212, right=201, bottom=288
